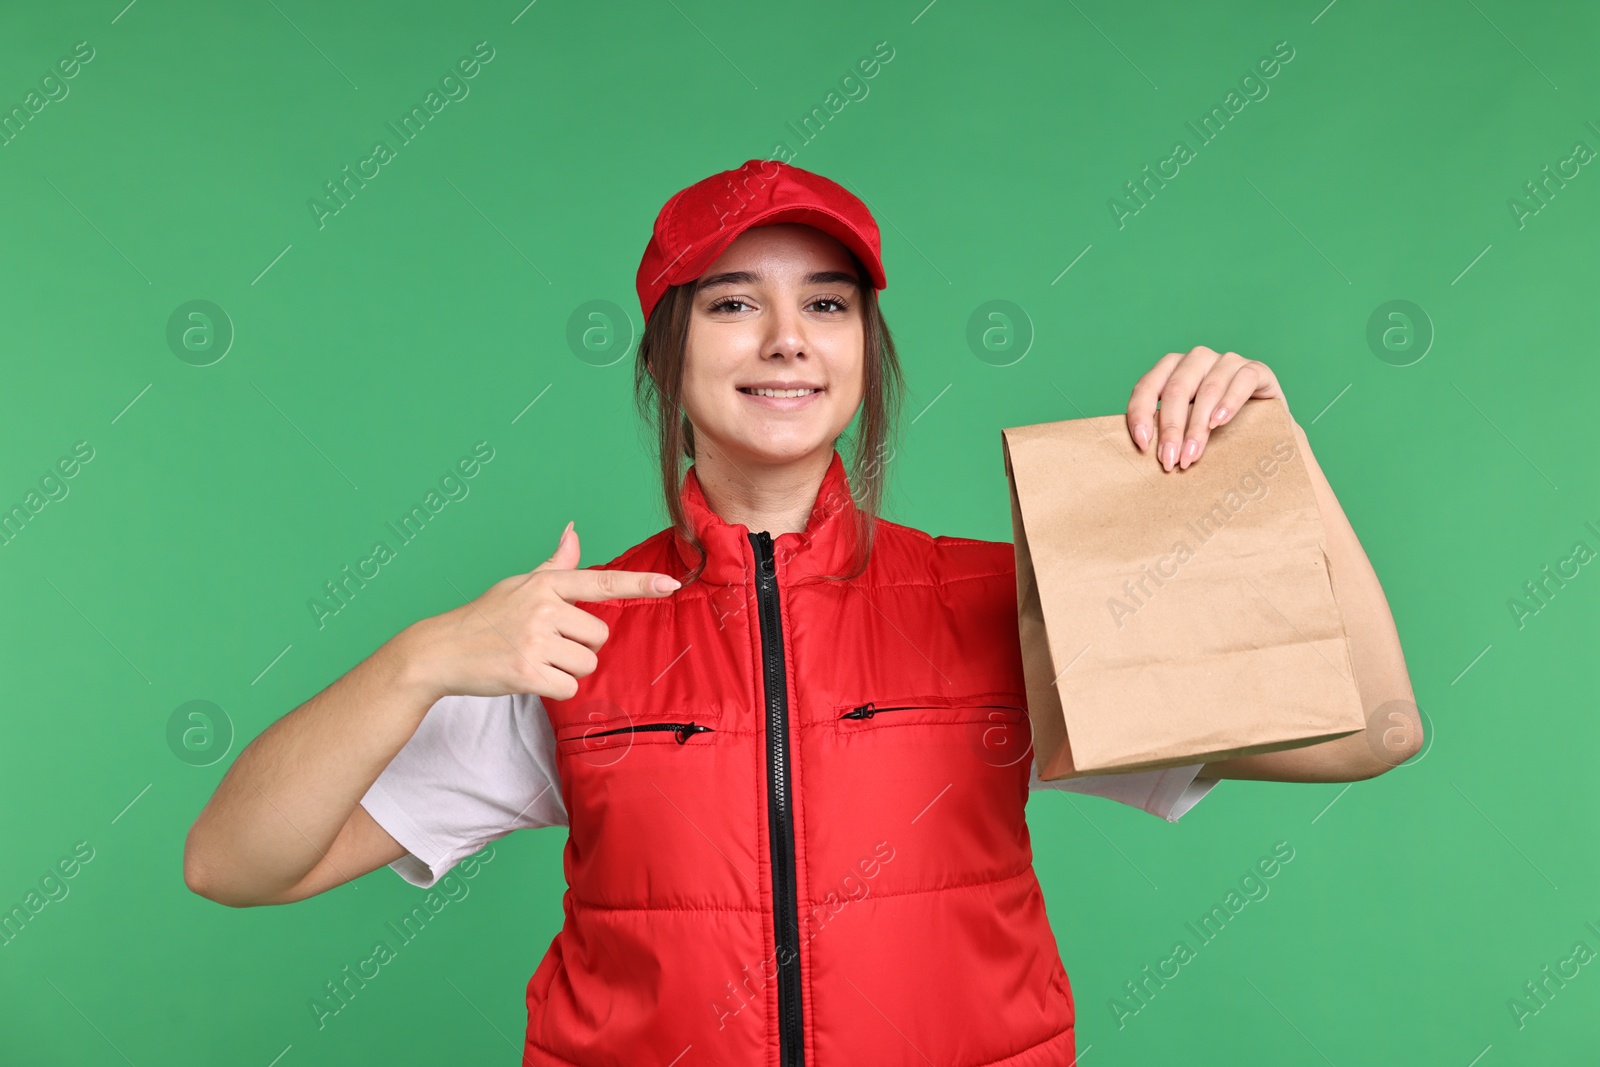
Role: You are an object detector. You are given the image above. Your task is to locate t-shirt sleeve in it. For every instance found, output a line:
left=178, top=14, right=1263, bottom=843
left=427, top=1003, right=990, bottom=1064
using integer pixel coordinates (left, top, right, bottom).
left=1028, top=759, right=1219, bottom=822
left=359, top=692, right=567, bottom=888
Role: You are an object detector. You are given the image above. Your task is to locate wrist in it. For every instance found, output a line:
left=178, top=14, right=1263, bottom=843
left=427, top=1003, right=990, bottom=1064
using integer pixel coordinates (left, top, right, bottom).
left=381, top=618, right=449, bottom=710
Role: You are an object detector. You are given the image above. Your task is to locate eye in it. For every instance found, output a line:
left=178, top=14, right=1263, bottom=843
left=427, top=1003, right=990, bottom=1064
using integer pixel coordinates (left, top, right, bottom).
left=704, top=294, right=852, bottom=314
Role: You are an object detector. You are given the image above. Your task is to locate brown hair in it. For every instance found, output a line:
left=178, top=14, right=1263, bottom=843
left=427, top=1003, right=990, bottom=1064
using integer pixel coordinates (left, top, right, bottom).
left=632, top=252, right=903, bottom=585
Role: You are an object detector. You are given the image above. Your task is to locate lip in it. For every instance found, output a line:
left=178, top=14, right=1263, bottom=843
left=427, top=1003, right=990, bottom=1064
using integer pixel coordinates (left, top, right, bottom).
left=737, top=383, right=825, bottom=412
left=737, top=381, right=824, bottom=391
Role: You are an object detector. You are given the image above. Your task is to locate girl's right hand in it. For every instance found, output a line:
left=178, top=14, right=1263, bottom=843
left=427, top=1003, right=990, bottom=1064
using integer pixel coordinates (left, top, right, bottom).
left=397, top=522, right=680, bottom=702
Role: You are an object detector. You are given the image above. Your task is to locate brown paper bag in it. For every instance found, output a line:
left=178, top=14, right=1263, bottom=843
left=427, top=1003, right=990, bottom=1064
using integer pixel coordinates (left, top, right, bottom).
left=1002, top=396, right=1366, bottom=780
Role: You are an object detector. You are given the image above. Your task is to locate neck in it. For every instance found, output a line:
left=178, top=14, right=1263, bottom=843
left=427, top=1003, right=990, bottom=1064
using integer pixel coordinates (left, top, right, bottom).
left=692, top=445, right=833, bottom=536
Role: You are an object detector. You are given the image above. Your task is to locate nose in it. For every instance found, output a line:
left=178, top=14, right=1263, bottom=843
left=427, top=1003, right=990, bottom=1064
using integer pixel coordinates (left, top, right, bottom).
left=761, top=298, right=808, bottom=362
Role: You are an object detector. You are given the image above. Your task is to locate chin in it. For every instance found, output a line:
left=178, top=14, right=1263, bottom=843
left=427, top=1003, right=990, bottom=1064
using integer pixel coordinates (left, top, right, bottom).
left=725, top=430, right=836, bottom=468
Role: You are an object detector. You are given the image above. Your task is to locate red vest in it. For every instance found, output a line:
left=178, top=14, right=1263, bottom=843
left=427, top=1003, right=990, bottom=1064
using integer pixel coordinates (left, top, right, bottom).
left=529, top=451, right=1076, bottom=1066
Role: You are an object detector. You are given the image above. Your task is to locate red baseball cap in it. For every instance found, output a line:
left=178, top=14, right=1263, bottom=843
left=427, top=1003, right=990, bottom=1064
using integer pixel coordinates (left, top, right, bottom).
left=635, top=158, right=888, bottom=323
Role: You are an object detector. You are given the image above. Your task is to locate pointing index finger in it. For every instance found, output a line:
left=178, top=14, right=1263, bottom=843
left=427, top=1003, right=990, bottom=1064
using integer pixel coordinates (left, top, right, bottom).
left=547, top=567, right=682, bottom=603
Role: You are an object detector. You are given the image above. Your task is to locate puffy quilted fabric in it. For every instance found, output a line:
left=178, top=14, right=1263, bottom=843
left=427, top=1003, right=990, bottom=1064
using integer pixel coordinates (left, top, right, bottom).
left=530, top=450, right=1075, bottom=1066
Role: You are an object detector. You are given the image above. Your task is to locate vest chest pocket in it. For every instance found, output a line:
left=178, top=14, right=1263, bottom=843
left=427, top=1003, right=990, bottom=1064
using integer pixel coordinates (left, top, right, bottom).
left=555, top=717, right=718, bottom=766
left=834, top=693, right=1033, bottom=770
left=550, top=707, right=740, bottom=909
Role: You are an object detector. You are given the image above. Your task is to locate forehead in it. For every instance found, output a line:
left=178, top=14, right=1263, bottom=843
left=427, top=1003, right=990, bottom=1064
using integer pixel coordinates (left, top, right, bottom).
left=697, top=223, right=856, bottom=281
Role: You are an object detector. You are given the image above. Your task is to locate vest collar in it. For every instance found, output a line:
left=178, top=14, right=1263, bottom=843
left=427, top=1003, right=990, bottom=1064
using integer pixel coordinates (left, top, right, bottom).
left=673, top=449, right=863, bottom=586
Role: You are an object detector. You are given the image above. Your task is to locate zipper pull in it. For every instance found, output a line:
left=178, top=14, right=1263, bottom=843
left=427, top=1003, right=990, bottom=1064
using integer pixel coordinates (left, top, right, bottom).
left=843, top=702, right=876, bottom=720
left=755, top=530, right=776, bottom=578
left=673, top=722, right=711, bottom=744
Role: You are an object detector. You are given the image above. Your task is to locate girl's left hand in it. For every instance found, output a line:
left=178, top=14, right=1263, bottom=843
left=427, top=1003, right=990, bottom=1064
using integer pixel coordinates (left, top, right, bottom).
left=1125, top=346, right=1290, bottom=472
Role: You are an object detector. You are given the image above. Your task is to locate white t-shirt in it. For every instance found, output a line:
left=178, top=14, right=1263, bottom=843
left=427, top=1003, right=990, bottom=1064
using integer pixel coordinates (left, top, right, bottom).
left=360, top=693, right=1221, bottom=889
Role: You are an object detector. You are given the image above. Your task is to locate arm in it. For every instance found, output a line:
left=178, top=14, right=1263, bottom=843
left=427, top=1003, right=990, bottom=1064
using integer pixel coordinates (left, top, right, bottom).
left=1197, top=416, right=1422, bottom=782
left=182, top=525, right=679, bottom=907
left=182, top=629, right=438, bottom=907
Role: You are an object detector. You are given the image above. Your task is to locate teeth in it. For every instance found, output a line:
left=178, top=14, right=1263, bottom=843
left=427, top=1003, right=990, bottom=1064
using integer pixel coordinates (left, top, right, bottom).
left=743, top=387, right=818, bottom=398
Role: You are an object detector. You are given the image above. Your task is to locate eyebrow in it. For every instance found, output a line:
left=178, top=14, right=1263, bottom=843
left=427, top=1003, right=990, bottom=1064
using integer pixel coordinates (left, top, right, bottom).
left=696, top=269, right=862, bottom=291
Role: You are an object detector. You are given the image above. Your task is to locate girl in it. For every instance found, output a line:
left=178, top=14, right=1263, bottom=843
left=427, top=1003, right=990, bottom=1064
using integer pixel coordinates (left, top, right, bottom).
left=184, top=159, right=1418, bottom=1066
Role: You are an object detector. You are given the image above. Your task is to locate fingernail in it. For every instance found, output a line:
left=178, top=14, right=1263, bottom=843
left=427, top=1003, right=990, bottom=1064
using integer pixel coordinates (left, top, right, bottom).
left=653, top=576, right=681, bottom=593
left=1134, top=424, right=1150, bottom=450
left=563, top=520, right=574, bottom=539
left=1160, top=441, right=1176, bottom=470
left=1182, top=438, right=1198, bottom=465
left=1213, top=406, right=1227, bottom=426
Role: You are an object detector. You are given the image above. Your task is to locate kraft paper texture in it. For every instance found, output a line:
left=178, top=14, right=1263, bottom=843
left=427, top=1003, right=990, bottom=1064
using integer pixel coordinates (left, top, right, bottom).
left=1002, top=396, right=1367, bottom=780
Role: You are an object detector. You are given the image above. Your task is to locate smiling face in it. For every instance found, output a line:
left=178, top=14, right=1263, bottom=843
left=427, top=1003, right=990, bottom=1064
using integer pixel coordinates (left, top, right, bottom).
left=680, top=223, right=866, bottom=472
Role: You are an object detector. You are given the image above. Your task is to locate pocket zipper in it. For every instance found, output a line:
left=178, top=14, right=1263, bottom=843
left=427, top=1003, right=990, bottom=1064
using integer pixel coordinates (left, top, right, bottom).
left=570, top=721, right=713, bottom=744
left=840, top=702, right=1024, bottom=720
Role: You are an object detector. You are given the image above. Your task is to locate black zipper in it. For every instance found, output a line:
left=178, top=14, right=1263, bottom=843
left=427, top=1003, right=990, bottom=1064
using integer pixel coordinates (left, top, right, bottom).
left=841, top=702, right=1024, bottom=720
left=750, top=530, right=804, bottom=1066
left=572, top=721, right=713, bottom=744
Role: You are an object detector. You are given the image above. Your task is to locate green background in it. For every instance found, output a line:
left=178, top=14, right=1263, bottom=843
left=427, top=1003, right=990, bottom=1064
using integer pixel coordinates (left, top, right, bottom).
left=2, top=0, right=1597, bottom=1063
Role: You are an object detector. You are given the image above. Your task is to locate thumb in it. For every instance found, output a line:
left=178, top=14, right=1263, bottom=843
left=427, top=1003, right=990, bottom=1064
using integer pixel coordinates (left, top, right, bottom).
left=532, top=521, right=580, bottom=574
